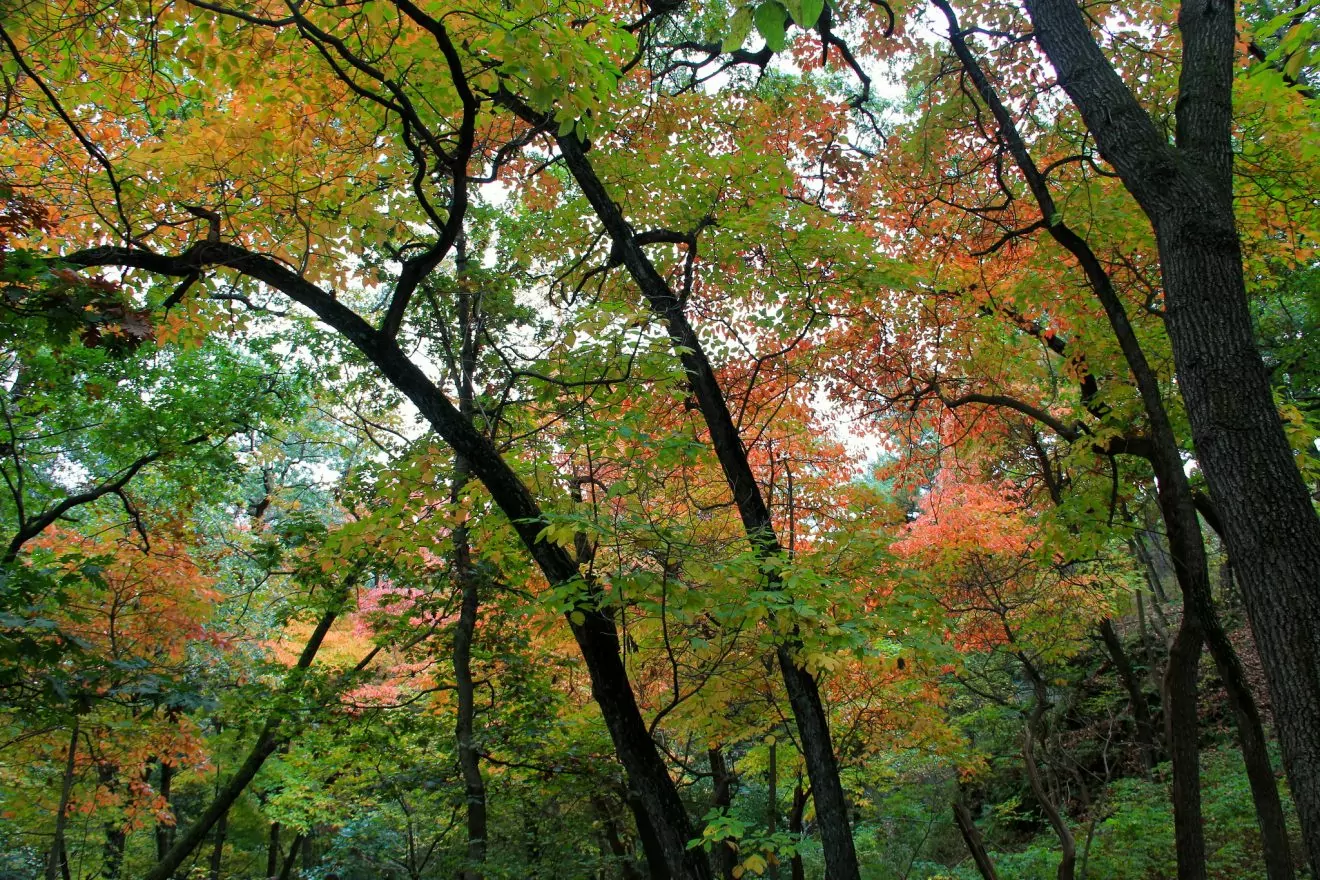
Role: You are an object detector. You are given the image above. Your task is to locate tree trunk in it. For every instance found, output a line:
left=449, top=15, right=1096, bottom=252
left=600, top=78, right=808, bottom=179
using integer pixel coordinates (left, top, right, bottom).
left=789, top=780, right=808, bottom=880
left=953, top=796, right=998, bottom=880
left=208, top=810, right=228, bottom=880
left=277, top=832, right=304, bottom=880
left=451, top=233, right=489, bottom=880
left=155, top=760, right=175, bottom=862
left=46, top=717, right=78, bottom=880
left=98, top=762, right=126, bottom=880
left=453, top=512, right=487, bottom=880
left=1197, top=590, right=1296, bottom=880
left=767, top=739, right=779, bottom=880
left=1024, top=1, right=1320, bottom=867
left=628, top=790, right=674, bottom=880
left=267, top=822, right=281, bottom=880
left=708, top=748, right=738, bottom=880
left=452, top=461, right=488, bottom=880
left=1163, top=614, right=1208, bottom=880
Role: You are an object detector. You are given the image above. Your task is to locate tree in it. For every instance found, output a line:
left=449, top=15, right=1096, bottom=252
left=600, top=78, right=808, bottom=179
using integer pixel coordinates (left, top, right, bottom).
left=0, top=1, right=716, bottom=871
left=1020, top=2, right=1320, bottom=865
left=829, top=3, right=1302, bottom=875
left=1, top=0, right=1316, bottom=877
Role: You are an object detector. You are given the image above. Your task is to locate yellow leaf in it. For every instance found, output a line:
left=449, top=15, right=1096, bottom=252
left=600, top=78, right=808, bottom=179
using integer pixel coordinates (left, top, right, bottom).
left=741, top=853, right=768, bottom=875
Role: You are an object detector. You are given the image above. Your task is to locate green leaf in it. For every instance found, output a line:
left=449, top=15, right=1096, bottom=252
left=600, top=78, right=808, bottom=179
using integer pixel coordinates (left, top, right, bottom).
left=797, top=0, right=824, bottom=28
left=723, top=5, right=755, bottom=52
left=754, top=2, right=788, bottom=52
left=1257, top=0, right=1320, bottom=39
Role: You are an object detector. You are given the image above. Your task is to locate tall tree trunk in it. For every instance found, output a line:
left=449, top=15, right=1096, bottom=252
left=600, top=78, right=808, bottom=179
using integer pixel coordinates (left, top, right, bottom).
left=451, top=243, right=489, bottom=880
left=1163, top=614, right=1207, bottom=880
left=267, top=822, right=281, bottom=880
left=452, top=496, right=487, bottom=880
left=46, top=716, right=78, bottom=880
left=155, top=760, right=175, bottom=862
left=627, top=790, right=674, bottom=880
left=953, top=795, right=998, bottom=880
left=788, top=779, right=808, bottom=880
left=208, top=810, right=228, bottom=880
left=767, top=739, right=779, bottom=880
left=1023, top=1, right=1320, bottom=867
left=1196, top=587, right=1296, bottom=880
left=98, top=762, right=126, bottom=880
left=708, top=748, right=738, bottom=880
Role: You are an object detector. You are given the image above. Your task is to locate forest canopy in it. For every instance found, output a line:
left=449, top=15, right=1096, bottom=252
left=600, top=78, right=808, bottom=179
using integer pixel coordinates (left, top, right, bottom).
left=0, top=0, right=1318, bottom=878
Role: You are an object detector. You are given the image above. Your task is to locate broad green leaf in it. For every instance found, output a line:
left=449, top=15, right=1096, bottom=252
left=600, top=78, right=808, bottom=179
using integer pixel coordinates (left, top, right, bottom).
left=754, top=1, right=788, bottom=52
left=797, top=0, right=824, bottom=28
left=723, top=5, right=754, bottom=52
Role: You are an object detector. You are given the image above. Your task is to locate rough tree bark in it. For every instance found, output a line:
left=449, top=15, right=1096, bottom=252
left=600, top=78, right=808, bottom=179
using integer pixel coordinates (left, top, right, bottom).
left=628, top=790, right=675, bottom=880
left=788, top=779, right=808, bottom=880
left=1163, top=614, right=1208, bottom=880
left=155, top=761, right=174, bottom=863
left=98, top=763, right=127, bottom=880
left=452, top=460, right=488, bottom=880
